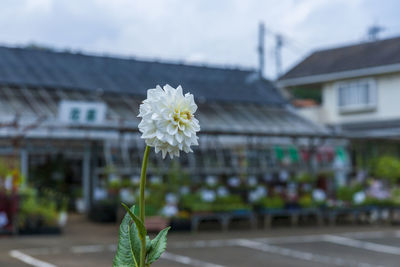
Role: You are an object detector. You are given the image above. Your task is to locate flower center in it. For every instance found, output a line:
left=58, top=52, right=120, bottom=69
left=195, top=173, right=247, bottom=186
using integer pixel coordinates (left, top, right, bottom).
left=173, top=109, right=192, bottom=124
left=181, top=110, right=192, bottom=120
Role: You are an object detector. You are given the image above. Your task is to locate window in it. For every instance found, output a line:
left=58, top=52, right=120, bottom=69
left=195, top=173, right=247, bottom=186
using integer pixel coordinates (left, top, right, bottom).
left=70, top=108, right=81, bottom=121
left=86, top=109, right=96, bottom=122
left=337, top=79, right=377, bottom=112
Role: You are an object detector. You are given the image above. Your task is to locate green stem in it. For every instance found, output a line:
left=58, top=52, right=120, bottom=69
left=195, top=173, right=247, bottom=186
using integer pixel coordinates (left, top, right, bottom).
left=139, top=145, right=150, bottom=267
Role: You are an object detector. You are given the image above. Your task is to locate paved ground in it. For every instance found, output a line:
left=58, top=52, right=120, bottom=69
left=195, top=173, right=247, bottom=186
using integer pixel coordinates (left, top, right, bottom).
left=2, top=215, right=400, bottom=267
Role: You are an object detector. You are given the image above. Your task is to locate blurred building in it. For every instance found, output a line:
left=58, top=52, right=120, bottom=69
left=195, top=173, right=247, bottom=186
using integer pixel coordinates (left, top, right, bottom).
left=278, top=36, right=400, bottom=172
left=278, top=36, right=400, bottom=138
left=0, top=46, right=345, bottom=211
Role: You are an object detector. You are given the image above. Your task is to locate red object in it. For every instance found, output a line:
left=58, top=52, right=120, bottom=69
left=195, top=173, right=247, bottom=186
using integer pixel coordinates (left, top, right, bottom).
left=301, top=149, right=310, bottom=162
left=0, top=192, right=19, bottom=233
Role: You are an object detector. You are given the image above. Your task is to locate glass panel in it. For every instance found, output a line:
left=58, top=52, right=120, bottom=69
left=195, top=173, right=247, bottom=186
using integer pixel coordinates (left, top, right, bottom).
left=86, top=109, right=96, bottom=122
left=364, top=83, right=370, bottom=104
left=338, top=85, right=348, bottom=107
left=338, top=80, right=374, bottom=108
left=70, top=108, right=80, bottom=121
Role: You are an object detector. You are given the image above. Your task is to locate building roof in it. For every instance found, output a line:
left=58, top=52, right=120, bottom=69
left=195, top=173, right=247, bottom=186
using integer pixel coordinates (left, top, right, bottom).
left=0, top=46, right=331, bottom=139
left=0, top=46, right=286, bottom=105
left=279, top=36, right=400, bottom=86
left=0, top=85, right=329, bottom=139
left=339, top=119, right=400, bottom=140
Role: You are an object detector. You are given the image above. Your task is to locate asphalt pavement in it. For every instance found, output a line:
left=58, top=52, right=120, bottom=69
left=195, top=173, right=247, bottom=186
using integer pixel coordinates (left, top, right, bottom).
left=1, top=215, right=400, bottom=267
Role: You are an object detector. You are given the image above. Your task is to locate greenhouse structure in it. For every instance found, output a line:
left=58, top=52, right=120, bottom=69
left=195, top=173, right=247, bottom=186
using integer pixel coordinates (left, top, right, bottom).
left=0, top=46, right=348, bottom=218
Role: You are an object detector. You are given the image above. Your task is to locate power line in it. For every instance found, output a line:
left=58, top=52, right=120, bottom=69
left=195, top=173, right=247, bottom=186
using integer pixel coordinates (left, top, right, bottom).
left=257, top=23, right=312, bottom=78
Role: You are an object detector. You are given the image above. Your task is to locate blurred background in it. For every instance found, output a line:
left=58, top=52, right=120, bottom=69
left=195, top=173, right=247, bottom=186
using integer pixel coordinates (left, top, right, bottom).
left=1, top=1, right=400, bottom=266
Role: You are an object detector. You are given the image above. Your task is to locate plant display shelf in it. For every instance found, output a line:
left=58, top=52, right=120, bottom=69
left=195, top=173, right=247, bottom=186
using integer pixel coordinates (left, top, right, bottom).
left=258, top=206, right=400, bottom=227
left=323, top=206, right=395, bottom=225
left=259, top=208, right=323, bottom=228
left=190, top=210, right=257, bottom=232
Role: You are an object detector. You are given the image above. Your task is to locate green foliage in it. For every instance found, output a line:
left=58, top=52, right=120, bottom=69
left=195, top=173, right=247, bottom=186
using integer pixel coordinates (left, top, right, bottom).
left=296, top=173, right=315, bottom=183
left=165, top=161, right=190, bottom=193
left=180, top=194, right=202, bottom=210
left=291, top=87, right=322, bottom=103
left=180, top=194, right=250, bottom=212
left=361, top=197, right=393, bottom=207
left=316, top=171, right=334, bottom=179
left=122, top=203, right=146, bottom=242
left=19, top=187, right=59, bottom=227
left=336, top=183, right=363, bottom=203
left=375, top=156, right=400, bottom=182
left=0, top=159, right=9, bottom=177
left=113, top=205, right=140, bottom=267
left=133, top=205, right=160, bottom=217
left=73, top=188, right=83, bottom=198
left=257, top=196, right=285, bottom=209
left=108, top=179, right=122, bottom=190
left=41, top=188, right=69, bottom=211
left=299, top=195, right=313, bottom=208
left=60, top=196, right=69, bottom=212
left=121, top=179, right=133, bottom=188
left=212, top=195, right=250, bottom=212
left=336, top=187, right=353, bottom=202
left=113, top=205, right=170, bottom=267
left=391, top=187, right=400, bottom=205
left=134, top=186, right=165, bottom=216
left=29, top=154, right=67, bottom=193
left=146, top=227, right=170, bottom=265
left=146, top=236, right=152, bottom=254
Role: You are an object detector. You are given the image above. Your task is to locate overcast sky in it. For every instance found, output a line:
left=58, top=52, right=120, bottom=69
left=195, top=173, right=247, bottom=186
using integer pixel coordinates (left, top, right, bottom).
left=1, top=0, right=400, bottom=79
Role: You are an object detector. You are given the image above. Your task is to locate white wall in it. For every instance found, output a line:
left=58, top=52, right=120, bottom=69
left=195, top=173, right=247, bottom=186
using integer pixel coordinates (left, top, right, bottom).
left=296, top=106, right=328, bottom=125
left=321, top=72, right=400, bottom=124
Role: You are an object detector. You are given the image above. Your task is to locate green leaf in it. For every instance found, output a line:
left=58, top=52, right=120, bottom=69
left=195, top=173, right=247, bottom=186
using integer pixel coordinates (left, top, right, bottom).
left=129, top=219, right=142, bottom=266
left=112, top=205, right=140, bottom=267
left=146, top=227, right=171, bottom=265
left=146, top=236, right=152, bottom=254
left=122, top=203, right=147, bottom=242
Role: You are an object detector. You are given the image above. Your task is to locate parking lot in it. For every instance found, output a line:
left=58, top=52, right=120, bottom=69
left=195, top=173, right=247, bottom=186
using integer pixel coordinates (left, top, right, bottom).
left=2, top=216, right=400, bottom=267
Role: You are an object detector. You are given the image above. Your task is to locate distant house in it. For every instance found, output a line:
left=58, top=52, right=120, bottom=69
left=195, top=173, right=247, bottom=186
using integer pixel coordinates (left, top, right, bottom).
left=278, top=36, right=400, bottom=139
left=0, top=46, right=341, bottom=212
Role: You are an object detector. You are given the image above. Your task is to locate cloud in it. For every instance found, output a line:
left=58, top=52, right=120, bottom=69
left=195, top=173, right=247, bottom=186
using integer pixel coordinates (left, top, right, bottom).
left=0, top=0, right=398, bottom=79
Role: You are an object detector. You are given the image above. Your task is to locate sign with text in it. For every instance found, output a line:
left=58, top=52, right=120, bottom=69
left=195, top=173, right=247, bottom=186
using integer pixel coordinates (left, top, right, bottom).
left=58, top=100, right=107, bottom=124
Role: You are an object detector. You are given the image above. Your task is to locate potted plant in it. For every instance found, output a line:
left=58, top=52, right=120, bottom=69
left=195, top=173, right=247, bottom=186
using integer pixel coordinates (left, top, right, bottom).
left=212, top=195, right=250, bottom=213
left=256, top=195, right=285, bottom=210
left=18, top=187, right=61, bottom=234
left=74, top=188, right=86, bottom=213
left=375, top=156, right=400, bottom=183
left=58, top=196, right=69, bottom=228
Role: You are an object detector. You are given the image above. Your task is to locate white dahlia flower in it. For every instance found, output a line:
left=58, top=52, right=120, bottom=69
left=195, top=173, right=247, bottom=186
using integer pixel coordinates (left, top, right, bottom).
left=138, top=84, right=200, bottom=159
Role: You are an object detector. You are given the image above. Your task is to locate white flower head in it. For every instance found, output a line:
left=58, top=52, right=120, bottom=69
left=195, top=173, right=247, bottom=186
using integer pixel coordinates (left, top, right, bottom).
left=138, top=84, right=200, bottom=159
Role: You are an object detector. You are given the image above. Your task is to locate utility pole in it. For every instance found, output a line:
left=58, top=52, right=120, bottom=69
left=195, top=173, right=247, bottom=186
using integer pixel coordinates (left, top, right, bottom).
left=257, top=22, right=265, bottom=78
left=275, top=34, right=283, bottom=77
left=368, top=24, right=384, bottom=41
